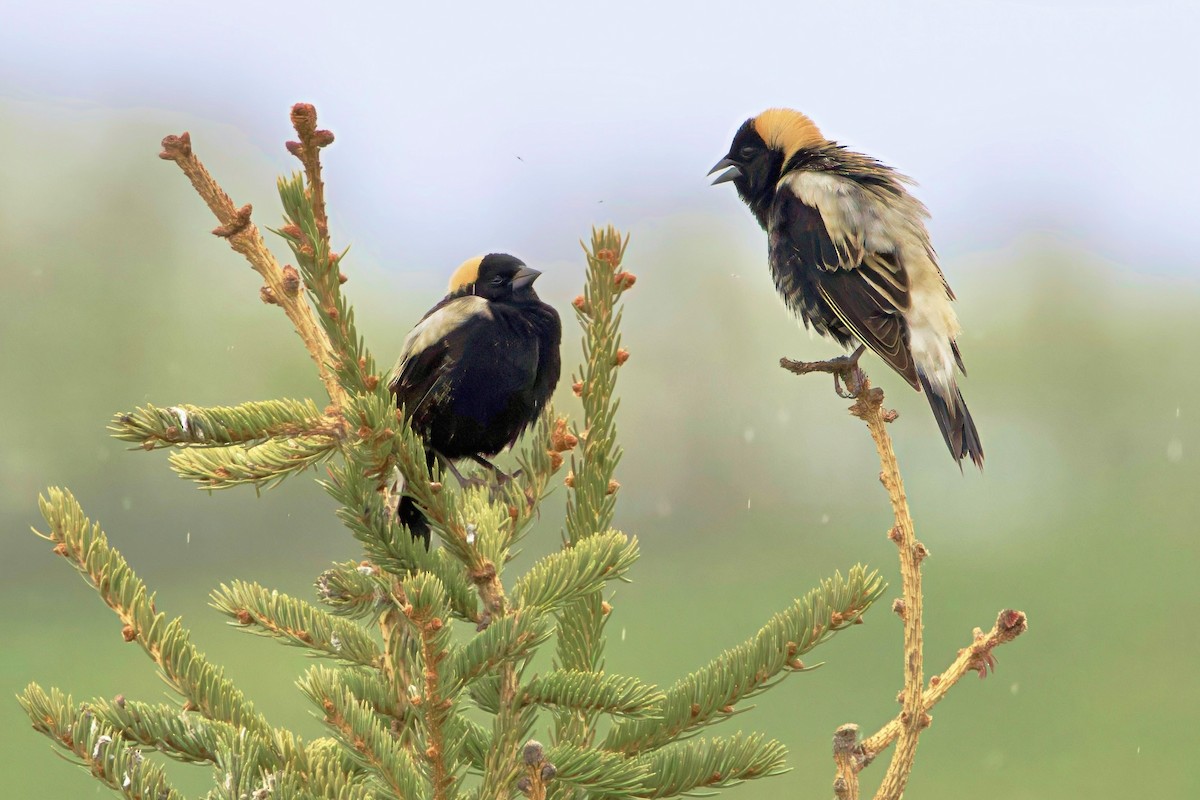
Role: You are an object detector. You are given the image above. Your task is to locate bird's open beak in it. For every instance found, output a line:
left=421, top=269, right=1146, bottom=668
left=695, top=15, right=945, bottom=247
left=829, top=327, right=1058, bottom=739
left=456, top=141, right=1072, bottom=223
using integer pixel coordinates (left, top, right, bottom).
left=708, top=157, right=742, bottom=185
left=512, top=266, right=542, bottom=291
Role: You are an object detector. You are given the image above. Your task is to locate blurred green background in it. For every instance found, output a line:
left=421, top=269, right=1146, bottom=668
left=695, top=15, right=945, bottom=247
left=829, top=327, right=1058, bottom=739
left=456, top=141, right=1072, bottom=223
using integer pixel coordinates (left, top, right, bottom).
left=3, top=2, right=1199, bottom=798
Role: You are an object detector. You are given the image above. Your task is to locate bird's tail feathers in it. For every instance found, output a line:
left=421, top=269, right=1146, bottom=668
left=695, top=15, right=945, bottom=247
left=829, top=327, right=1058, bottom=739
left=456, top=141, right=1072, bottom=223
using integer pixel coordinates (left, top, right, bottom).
left=398, top=495, right=432, bottom=548
left=918, top=371, right=984, bottom=470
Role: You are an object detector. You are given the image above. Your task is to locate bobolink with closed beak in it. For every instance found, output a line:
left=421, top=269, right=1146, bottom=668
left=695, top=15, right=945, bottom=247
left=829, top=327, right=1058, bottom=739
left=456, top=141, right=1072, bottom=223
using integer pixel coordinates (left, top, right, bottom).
left=389, top=253, right=562, bottom=543
left=710, top=108, right=983, bottom=468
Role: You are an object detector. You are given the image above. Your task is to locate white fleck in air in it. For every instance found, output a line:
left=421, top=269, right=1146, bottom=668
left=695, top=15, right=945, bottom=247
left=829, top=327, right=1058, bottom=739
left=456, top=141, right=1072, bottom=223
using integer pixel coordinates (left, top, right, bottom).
left=747, top=497, right=751, bottom=510
left=186, top=531, right=191, bottom=545
left=821, top=514, right=830, bottom=524
left=1176, top=408, right=1181, bottom=418
left=170, top=406, right=190, bottom=433
left=743, top=427, right=755, bottom=444
left=1167, top=439, right=1183, bottom=463
left=1010, top=683, right=1019, bottom=695
left=621, top=627, right=626, bottom=642
left=121, top=497, right=132, bottom=511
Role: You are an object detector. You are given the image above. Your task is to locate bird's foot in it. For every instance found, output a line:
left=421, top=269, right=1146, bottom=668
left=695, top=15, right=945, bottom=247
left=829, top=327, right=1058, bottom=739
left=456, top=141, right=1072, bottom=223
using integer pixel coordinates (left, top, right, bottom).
left=780, top=345, right=867, bottom=398
left=469, top=455, right=522, bottom=487
left=439, top=456, right=486, bottom=490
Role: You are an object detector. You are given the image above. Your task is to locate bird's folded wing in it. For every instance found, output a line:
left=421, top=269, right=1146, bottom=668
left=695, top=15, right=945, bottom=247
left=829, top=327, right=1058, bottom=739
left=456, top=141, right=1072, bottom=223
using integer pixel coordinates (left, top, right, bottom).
left=388, top=295, right=493, bottom=419
left=772, top=174, right=919, bottom=388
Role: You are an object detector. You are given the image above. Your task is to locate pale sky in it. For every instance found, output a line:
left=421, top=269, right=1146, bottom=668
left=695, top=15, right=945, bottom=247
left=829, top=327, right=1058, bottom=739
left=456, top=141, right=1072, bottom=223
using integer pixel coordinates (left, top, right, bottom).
left=3, top=0, right=1197, bottom=278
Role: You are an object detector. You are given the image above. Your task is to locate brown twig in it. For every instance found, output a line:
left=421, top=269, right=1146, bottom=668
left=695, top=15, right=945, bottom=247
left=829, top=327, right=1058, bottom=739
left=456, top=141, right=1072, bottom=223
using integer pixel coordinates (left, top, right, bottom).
left=159, top=130, right=347, bottom=408
left=860, top=609, right=1028, bottom=758
left=832, top=724, right=864, bottom=800
left=782, top=354, right=1026, bottom=800
left=846, top=381, right=925, bottom=800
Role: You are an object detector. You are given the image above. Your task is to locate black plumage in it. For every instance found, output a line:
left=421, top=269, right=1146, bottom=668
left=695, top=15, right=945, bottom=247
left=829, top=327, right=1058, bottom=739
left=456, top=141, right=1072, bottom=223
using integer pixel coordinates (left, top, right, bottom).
left=711, top=109, right=983, bottom=467
left=388, top=253, right=562, bottom=543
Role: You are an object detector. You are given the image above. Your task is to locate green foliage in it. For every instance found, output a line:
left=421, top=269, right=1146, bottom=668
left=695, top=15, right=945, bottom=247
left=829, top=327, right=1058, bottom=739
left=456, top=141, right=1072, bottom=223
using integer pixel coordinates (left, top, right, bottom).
left=211, top=580, right=384, bottom=667
left=522, top=670, right=664, bottom=719
left=605, top=566, right=885, bottom=755
left=19, top=130, right=887, bottom=800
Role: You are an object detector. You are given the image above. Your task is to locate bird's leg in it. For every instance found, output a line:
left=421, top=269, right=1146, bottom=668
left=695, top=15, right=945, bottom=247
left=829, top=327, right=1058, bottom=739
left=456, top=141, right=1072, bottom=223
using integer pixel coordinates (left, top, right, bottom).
left=833, top=345, right=868, bottom=398
left=780, top=344, right=867, bottom=398
left=468, top=454, right=523, bottom=486
left=437, top=453, right=489, bottom=490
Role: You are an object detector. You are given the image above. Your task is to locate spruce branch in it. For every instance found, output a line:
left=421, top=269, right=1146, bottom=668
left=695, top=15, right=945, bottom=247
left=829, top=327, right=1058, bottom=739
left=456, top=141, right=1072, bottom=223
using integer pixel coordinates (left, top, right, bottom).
left=276, top=171, right=376, bottom=396
left=168, top=434, right=337, bottom=489
left=88, top=695, right=238, bottom=765
left=33, top=488, right=274, bottom=740
left=542, top=741, right=651, bottom=797
left=521, top=670, right=664, bottom=719
left=18, top=685, right=185, bottom=800
left=511, top=529, right=639, bottom=614
left=556, top=226, right=634, bottom=751
left=630, top=732, right=789, bottom=798
left=297, top=672, right=424, bottom=799
left=447, top=611, right=553, bottom=692
left=781, top=354, right=1028, bottom=800
left=504, top=410, right=573, bottom=547
left=159, top=127, right=345, bottom=407
left=605, top=566, right=884, bottom=755
left=316, top=561, right=394, bottom=619
left=211, top=580, right=384, bottom=667
left=111, top=399, right=335, bottom=449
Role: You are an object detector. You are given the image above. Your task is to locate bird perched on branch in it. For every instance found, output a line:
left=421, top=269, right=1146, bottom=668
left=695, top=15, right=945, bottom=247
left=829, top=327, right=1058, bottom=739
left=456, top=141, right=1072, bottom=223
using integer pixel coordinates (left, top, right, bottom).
left=388, top=253, right=562, bottom=543
left=710, top=108, right=983, bottom=468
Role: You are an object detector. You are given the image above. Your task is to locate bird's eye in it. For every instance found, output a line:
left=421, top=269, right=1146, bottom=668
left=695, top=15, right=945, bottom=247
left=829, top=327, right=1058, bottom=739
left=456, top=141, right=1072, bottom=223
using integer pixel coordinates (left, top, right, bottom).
left=739, top=145, right=760, bottom=159
left=490, top=275, right=506, bottom=286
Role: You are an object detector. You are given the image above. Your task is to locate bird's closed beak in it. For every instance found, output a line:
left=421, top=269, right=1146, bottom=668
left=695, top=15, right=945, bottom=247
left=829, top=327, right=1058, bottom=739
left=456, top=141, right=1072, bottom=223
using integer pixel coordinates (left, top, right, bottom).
left=512, top=266, right=542, bottom=291
left=708, top=157, right=742, bottom=185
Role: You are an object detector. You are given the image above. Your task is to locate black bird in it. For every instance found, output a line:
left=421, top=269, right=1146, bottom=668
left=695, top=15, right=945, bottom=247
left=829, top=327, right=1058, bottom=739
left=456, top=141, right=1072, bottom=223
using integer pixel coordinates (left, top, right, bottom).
left=388, top=253, right=562, bottom=543
left=710, top=108, right=983, bottom=468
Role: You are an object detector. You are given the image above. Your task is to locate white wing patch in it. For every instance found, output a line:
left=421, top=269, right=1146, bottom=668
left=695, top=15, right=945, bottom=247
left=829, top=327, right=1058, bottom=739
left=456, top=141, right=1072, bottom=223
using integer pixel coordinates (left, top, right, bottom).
left=392, top=295, right=491, bottom=375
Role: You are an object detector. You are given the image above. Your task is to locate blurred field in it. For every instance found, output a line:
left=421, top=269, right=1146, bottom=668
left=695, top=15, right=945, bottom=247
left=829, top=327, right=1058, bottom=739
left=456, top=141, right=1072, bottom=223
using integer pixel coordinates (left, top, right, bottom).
left=3, top=108, right=1199, bottom=800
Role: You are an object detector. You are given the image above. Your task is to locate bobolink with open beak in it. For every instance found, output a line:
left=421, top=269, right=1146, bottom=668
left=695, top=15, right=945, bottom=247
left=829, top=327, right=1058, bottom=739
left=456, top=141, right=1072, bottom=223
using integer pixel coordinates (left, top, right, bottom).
left=388, top=253, right=562, bottom=543
left=710, top=108, right=983, bottom=468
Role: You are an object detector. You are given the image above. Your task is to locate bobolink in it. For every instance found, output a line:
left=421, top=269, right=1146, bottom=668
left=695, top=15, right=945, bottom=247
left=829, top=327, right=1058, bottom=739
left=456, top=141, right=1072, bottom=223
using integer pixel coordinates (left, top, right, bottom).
left=710, top=108, right=983, bottom=468
left=389, top=253, right=562, bottom=543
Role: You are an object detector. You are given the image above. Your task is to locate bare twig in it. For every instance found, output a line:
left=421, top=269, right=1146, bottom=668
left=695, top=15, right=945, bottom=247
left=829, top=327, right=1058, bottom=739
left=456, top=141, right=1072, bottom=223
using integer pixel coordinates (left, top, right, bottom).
left=860, top=609, right=1028, bottom=758
left=159, top=131, right=347, bottom=408
left=832, top=724, right=864, bottom=800
left=846, top=381, right=925, bottom=800
left=782, top=354, right=1027, bottom=800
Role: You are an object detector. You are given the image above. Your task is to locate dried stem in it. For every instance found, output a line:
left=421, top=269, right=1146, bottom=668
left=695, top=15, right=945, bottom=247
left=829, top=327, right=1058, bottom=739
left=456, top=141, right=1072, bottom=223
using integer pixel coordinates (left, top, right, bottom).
left=832, top=724, right=863, bottom=800
left=846, top=382, right=925, bottom=800
left=159, top=131, right=346, bottom=408
left=782, top=353, right=1027, bottom=800
left=860, top=609, right=1028, bottom=758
